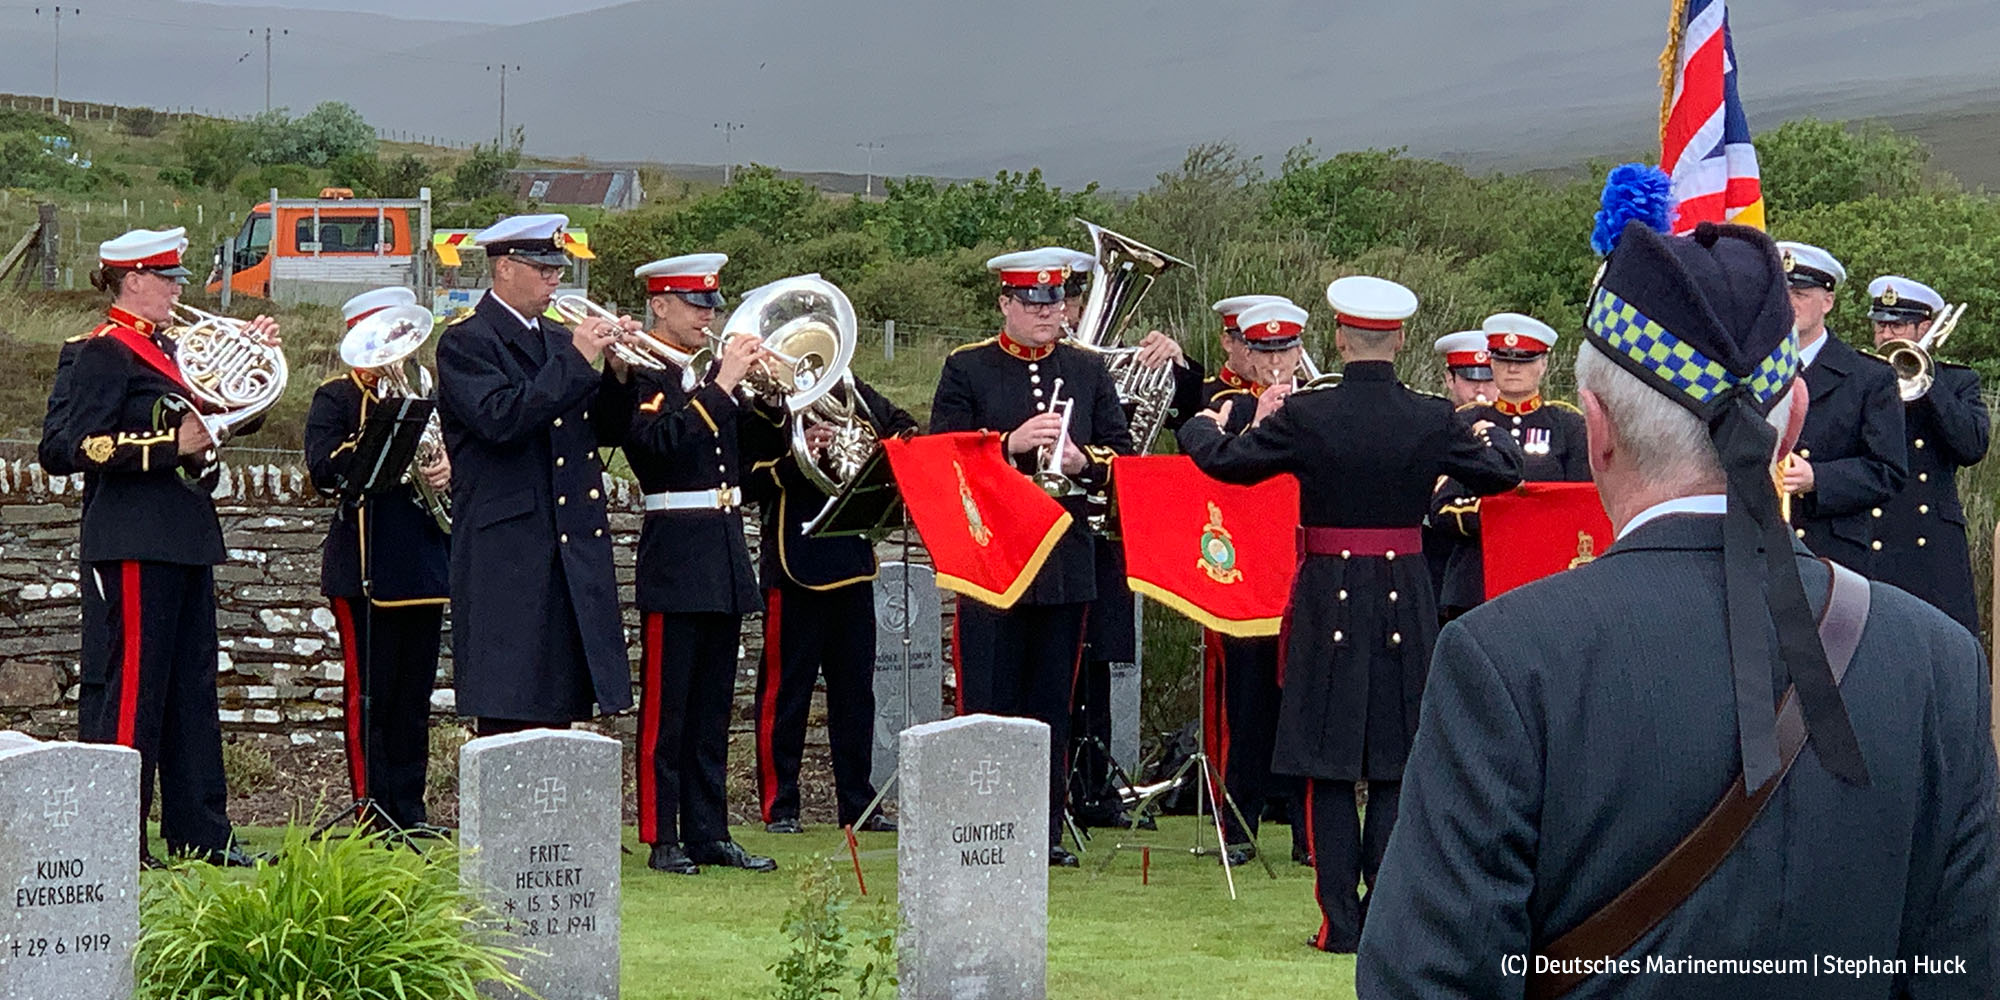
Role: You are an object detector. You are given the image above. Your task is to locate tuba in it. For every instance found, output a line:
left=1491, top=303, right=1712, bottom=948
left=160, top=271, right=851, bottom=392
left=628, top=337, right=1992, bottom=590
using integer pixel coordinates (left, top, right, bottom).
left=722, top=275, right=875, bottom=496
left=1882, top=302, right=1965, bottom=402
left=163, top=303, right=289, bottom=448
left=339, top=303, right=452, bottom=533
left=1065, top=220, right=1191, bottom=454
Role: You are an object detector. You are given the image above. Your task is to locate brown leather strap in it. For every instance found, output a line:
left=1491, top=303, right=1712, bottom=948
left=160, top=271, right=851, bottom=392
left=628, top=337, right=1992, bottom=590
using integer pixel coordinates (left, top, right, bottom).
left=1527, top=559, right=1869, bottom=999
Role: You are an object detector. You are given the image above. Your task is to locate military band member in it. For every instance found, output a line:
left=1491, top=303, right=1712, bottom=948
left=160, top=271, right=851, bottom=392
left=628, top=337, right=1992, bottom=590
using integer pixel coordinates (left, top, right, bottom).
left=1055, top=246, right=1206, bottom=829
left=45, top=227, right=279, bottom=866
left=1774, top=241, right=1906, bottom=572
left=1422, top=331, right=1492, bottom=617
left=1361, top=219, right=1998, bottom=998
left=745, top=370, right=917, bottom=836
left=931, top=248, right=1136, bottom=867
left=1867, top=275, right=1988, bottom=632
left=435, top=214, right=637, bottom=736
left=624, top=253, right=779, bottom=875
left=1180, top=276, right=1525, bottom=952
left=1429, top=314, right=1588, bottom=617
left=304, top=287, right=453, bottom=835
left=1195, top=299, right=1308, bottom=867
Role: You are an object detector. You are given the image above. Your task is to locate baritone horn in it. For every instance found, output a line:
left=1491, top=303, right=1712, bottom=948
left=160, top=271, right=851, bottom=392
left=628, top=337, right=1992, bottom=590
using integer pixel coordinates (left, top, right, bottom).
left=1882, top=302, right=1965, bottom=402
left=164, top=303, right=289, bottom=445
left=339, top=302, right=452, bottom=533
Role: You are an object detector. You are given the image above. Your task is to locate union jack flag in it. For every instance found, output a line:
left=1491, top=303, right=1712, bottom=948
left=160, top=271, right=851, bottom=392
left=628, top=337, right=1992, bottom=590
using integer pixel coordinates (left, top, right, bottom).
left=1660, top=0, right=1766, bottom=233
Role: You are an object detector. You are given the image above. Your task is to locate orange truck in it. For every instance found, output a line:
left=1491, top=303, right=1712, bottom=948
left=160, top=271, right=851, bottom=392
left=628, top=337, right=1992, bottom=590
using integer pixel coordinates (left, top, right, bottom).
left=205, top=187, right=433, bottom=306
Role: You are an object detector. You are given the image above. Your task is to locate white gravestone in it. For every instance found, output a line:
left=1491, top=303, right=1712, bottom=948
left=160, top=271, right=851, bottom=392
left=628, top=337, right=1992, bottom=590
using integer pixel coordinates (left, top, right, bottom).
left=898, top=715, right=1048, bottom=1000
left=0, top=736, right=140, bottom=1000
left=871, top=562, right=946, bottom=798
left=460, top=730, right=621, bottom=1000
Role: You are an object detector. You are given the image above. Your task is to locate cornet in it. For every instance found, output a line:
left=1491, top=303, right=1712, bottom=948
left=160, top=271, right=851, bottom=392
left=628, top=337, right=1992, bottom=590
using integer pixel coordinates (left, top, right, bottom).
left=1032, top=377, right=1078, bottom=497
left=550, top=293, right=693, bottom=371
left=163, top=303, right=289, bottom=447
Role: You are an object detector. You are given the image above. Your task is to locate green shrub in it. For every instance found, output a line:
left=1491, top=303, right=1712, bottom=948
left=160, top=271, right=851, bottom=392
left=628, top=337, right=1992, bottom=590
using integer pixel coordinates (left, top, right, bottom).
left=767, top=856, right=896, bottom=1000
left=136, top=824, right=529, bottom=1000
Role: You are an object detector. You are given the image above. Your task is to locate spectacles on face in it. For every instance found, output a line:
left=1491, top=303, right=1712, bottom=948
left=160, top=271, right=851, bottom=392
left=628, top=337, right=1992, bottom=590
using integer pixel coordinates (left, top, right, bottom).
left=1008, top=296, right=1064, bottom=314
left=506, top=259, right=566, bottom=284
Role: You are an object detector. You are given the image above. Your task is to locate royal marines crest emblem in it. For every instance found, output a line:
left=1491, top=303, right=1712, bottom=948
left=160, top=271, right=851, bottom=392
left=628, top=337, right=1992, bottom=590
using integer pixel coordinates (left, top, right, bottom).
left=954, top=460, right=991, bottom=547
left=1197, top=502, right=1242, bottom=584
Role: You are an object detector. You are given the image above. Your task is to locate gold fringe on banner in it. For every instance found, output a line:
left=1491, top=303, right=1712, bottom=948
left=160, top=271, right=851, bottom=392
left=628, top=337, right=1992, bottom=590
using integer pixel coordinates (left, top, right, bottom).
left=1659, top=0, right=1692, bottom=145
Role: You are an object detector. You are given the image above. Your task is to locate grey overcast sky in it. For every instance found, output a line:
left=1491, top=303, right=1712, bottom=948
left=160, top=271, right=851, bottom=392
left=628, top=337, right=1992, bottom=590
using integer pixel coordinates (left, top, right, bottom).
left=196, top=0, right=629, bottom=25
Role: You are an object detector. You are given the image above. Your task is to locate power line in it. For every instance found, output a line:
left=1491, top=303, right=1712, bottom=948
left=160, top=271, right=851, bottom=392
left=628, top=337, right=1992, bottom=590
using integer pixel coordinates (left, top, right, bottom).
left=485, top=64, right=520, bottom=148
left=249, top=27, right=288, bottom=114
left=32, top=6, right=77, bottom=117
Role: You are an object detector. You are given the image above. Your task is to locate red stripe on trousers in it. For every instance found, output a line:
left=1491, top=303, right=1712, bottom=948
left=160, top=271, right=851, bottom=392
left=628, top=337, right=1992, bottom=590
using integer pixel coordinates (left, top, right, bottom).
left=757, top=588, right=784, bottom=823
left=1307, top=780, right=1331, bottom=949
left=332, top=598, right=367, bottom=800
left=951, top=598, right=965, bottom=715
left=116, top=562, right=142, bottom=748
left=639, top=613, right=663, bottom=845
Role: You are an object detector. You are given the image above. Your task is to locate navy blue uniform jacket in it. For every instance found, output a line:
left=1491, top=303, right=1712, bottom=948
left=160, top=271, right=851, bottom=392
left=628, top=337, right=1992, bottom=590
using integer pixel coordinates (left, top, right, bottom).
left=1794, top=336, right=1906, bottom=572
left=303, top=373, right=451, bottom=604
left=1357, top=514, right=1999, bottom=998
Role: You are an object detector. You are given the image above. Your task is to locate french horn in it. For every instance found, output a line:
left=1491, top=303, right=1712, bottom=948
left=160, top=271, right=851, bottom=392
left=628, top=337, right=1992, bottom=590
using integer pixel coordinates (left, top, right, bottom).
left=164, top=303, right=289, bottom=445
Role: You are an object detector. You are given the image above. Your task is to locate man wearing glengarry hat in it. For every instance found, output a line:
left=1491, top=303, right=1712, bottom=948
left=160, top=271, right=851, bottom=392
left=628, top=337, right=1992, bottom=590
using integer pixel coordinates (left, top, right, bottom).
left=1866, top=275, right=1987, bottom=633
left=1773, top=240, right=1905, bottom=574
left=435, top=213, right=639, bottom=738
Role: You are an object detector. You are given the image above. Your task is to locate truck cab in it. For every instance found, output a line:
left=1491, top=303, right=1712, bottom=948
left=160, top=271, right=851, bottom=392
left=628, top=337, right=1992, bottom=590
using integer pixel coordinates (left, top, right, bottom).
left=206, top=188, right=431, bottom=306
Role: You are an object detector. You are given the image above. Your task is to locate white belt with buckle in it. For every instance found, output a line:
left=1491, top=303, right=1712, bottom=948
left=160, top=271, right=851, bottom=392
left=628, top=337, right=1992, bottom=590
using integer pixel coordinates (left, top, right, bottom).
left=643, top=486, right=741, bottom=512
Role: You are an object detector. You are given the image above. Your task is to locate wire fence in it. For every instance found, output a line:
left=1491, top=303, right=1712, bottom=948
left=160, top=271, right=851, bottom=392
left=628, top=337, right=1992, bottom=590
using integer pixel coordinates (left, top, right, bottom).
left=0, top=93, right=486, bottom=150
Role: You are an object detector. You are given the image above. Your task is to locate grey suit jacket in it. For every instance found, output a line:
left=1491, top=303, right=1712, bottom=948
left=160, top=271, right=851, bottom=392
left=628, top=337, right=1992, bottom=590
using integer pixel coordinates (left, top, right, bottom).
left=1357, top=514, right=1998, bottom=999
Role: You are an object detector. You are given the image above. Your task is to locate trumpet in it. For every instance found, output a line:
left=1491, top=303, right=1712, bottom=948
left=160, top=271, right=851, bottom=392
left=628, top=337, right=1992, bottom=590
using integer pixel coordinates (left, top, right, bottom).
left=550, top=293, right=694, bottom=371
left=1882, top=302, right=1965, bottom=402
left=1032, top=377, right=1078, bottom=497
left=163, top=303, right=289, bottom=447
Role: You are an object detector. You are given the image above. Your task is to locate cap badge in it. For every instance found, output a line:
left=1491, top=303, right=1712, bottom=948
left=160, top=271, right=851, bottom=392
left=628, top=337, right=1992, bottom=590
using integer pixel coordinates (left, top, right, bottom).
left=1781, top=249, right=1796, bottom=272
left=1265, top=320, right=1282, bottom=333
left=703, top=274, right=717, bottom=288
left=1474, top=350, right=1489, bottom=364
left=1504, top=333, right=1521, bottom=348
left=1035, top=269, right=1051, bottom=284
left=1882, top=286, right=1899, bottom=306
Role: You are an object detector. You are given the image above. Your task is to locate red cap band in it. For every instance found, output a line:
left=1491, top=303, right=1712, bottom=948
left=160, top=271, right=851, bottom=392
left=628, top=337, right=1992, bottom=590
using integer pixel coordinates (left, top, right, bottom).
left=1244, top=319, right=1304, bottom=341
left=1487, top=332, right=1548, bottom=354
left=1446, top=350, right=1489, bottom=367
left=648, top=273, right=720, bottom=294
left=104, top=248, right=183, bottom=269
left=1336, top=313, right=1403, bottom=331
left=998, top=267, right=1066, bottom=289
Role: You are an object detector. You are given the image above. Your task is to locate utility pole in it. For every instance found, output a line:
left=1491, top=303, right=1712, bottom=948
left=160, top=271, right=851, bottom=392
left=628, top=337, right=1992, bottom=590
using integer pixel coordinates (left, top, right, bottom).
left=714, top=121, right=746, bottom=185
left=34, top=7, right=78, bottom=118
left=252, top=27, right=288, bottom=113
left=487, top=64, right=520, bottom=148
left=856, top=140, right=886, bottom=198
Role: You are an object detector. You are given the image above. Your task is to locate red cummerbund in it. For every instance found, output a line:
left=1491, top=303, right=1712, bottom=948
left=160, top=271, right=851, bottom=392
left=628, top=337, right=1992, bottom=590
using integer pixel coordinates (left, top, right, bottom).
left=1297, top=526, right=1423, bottom=558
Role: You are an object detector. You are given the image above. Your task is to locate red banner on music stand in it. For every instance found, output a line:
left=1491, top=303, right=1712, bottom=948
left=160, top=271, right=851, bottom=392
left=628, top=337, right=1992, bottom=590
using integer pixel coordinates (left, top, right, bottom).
left=1113, top=455, right=1298, bottom=637
left=1481, top=481, right=1614, bottom=599
left=881, top=431, right=1071, bottom=610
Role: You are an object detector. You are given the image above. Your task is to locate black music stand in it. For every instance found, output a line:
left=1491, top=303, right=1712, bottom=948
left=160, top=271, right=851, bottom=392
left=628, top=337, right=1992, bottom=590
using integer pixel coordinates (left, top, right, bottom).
left=803, top=447, right=902, bottom=541
left=310, top=397, right=434, bottom=843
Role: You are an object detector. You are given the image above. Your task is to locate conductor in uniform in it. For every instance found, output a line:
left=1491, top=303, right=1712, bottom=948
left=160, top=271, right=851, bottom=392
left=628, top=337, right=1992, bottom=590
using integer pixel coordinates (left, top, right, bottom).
left=930, top=248, right=1135, bottom=867
left=622, top=253, right=780, bottom=875
left=744, top=358, right=917, bottom=837
left=1429, top=313, right=1589, bottom=618
left=435, top=213, right=637, bottom=735
left=1194, top=297, right=1312, bottom=867
left=46, top=228, right=278, bottom=866
left=1359, top=218, right=1998, bottom=998
left=305, top=286, right=453, bottom=835
left=1179, top=276, right=1525, bottom=952
left=1773, top=241, right=1906, bottom=572
left=1866, top=275, right=1987, bottom=634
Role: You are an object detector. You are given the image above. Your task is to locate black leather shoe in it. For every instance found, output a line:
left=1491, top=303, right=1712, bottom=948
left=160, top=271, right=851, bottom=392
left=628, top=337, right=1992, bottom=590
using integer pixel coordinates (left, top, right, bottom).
left=646, top=843, right=699, bottom=875
left=687, top=840, right=777, bottom=872
left=139, top=850, right=165, bottom=871
left=1222, top=845, right=1258, bottom=867
left=175, top=842, right=265, bottom=868
left=1048, top=845, right=1080, bottom=868
left=765, top=818, right=805, bottom=834
left=853, top=814, right=897, bottom=833
left=1293, top=843, right=1313, bottom=866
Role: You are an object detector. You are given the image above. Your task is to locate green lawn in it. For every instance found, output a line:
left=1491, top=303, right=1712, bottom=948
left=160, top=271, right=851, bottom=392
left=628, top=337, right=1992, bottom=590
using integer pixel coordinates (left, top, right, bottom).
left=229, top=817, right=1354, bottom=1000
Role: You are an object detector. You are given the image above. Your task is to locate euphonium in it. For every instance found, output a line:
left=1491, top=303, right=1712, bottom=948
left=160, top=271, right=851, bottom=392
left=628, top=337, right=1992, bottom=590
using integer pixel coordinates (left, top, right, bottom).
left=339, top=303, right=451, bottom=533
left=164, top=303, right=289, bottom=445
left=1882, top=302, right=1966, bottom=402
left=721, top=275, right=876, bottom=495
left=1064, top=220, right=1191, bottom=454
